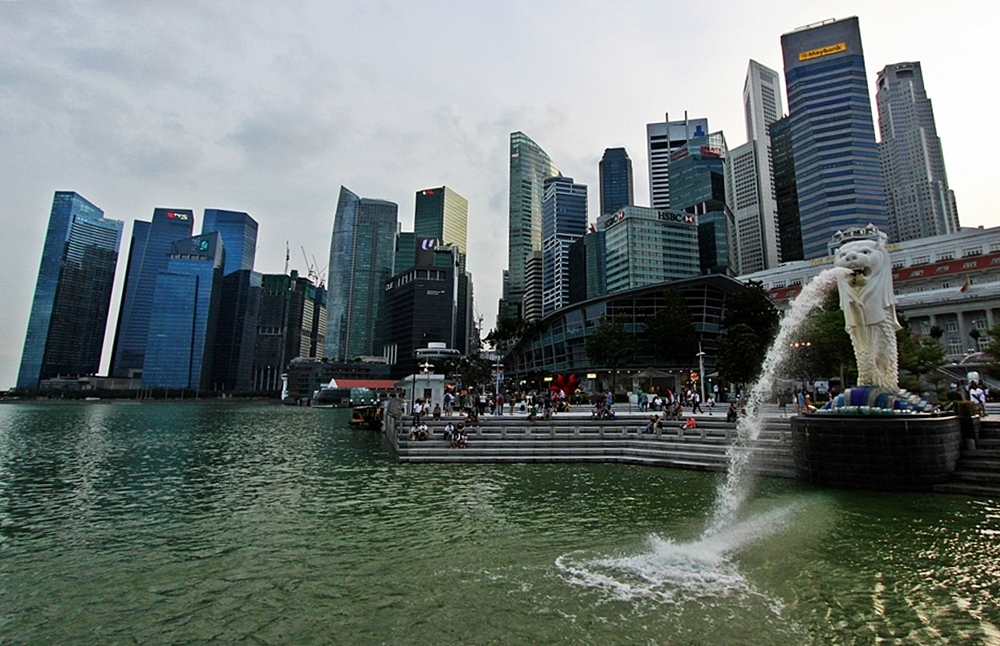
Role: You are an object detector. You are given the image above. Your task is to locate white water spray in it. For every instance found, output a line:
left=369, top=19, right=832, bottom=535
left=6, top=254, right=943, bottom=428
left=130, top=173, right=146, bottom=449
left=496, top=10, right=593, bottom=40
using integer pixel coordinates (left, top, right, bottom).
left=705, top=267, right=851, bottom=535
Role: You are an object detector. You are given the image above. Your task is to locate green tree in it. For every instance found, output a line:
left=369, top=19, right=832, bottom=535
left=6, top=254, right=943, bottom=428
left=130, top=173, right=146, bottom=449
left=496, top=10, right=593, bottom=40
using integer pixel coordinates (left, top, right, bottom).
left=586, top=314, right=636, bottom=393
left=717, top=281, right=781, bottom=389
left=983, top=323, right=1000, bottom=380
left=799, top=290, right=856, bottom=387
left=642, top=290, right=697, bottom=365
left=896, top=326, right=947, bottom=394
left=717, top=323, right=767, bottom=387
left=721, top=280, right=780, bottom=343
left=485, top=316, right=547, bottom=353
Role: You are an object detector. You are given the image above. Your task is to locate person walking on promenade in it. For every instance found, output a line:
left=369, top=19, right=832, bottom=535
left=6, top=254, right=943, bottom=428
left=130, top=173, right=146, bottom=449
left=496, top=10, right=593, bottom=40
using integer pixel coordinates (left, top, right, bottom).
left=691, top=391, right=703, bottom=414
left=970, top=380, right=987, bottom=417
left=496, top=392, right=505, bottom=416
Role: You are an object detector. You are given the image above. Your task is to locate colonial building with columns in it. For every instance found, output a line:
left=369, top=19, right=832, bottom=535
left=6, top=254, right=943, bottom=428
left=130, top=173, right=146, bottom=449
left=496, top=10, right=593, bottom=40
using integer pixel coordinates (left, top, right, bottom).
left=741, top=226, right=1000, bottom=362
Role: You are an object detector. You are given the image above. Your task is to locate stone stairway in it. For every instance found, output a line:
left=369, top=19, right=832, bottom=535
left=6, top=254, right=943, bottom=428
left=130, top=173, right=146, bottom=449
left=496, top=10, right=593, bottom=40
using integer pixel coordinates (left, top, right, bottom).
left=934, top=419, right=1000, bottom=497
left=388, top=416, right=797, bottom=479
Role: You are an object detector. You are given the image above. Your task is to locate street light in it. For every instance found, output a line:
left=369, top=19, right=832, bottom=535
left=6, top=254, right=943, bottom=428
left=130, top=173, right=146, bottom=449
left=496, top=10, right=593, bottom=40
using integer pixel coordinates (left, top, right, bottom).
left=696, top=342, right=706, bottom=408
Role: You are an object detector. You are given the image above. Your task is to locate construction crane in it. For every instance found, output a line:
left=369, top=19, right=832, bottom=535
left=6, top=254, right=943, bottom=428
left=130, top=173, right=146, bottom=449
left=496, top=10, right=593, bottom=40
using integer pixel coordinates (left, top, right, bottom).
left=301, top=247, right=327, bottom=287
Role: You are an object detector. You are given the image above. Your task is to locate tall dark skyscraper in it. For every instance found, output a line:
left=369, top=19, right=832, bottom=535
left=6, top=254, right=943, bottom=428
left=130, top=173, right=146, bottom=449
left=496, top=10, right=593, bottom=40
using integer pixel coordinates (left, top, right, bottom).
left=111, top=208, right=195, bottom=378
left=202, top=209, right=258, bottom=275
left=252, top=271, right=326, bottom=391
left=541, top=176, right=588, bottom=317
left=142, top=233, right=224, bottom=390
left=201, top=208, right=261, bottom=391
left=769, top=116, right=804, bottom=262
left=781, top=17, right=889, bottom=259
left=325, top=186, right=397, bottom=360
left=17, top=192, right=122, bottom=389
left=599, top=147, right=634, bottom=216
left=876, top=62, right=960, bottom=242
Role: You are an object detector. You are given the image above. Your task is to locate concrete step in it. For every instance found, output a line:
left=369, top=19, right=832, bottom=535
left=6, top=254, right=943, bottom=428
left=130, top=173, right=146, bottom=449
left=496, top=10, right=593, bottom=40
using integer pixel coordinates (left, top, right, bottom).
left=948, top=469, right=1000, bottom=485
left=957, top=457, right=1000, bottom=470
left=932, top=482, right=1000, bottom=497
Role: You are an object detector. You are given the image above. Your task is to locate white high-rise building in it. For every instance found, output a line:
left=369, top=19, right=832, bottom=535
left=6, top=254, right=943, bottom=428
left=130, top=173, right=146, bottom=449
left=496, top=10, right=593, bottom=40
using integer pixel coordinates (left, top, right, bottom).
left=646, top=115, right=709, bottom=209
left=724, top=60, right=783, bottom=274
left=877, top=62, right=959, bottom=242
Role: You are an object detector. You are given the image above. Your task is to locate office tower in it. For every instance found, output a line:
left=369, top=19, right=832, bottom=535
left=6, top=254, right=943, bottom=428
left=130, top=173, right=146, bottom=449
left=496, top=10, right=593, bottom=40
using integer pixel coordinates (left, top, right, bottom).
left=769, top=116, right=803, bottom=262
left=727, top=60, right=783, bottom=273
left=383, top=242, right=459, bottom=378
left=17, top=192, right=123, bottom=389
left=670, top=132, right=737, bottom=275
left=394, top=231, right=416, bottom=276
left=111, top=208, right=195, bottom=378
left=597, top=207, right=700, bottom=293
left=599, top=148, right=634, bottom=215
left=414, top=186, right=468, bottom=254
left=502, top=132, right=560, bottom=319
left=541, top=176, right=588, bottom=317
left=202, top=209, right=258, bottom=275
left=209, top=270, right=261, bottom=391
left=744, top=60, right=783, bottom=143
left=876, top=62, right=960, bottom=241
left=523, top=250, right=544, bottom=321
left=142, top=233, right=224, bottom=390
left=413, top=186, right=474, bottom=354
left=781, top=17, right=889, bottom=259
left=568, top=230, right=607, bottom=305
left=252, top=271, right=326, bottom=391
left=646, top=115, right=709, bottom=209
left=325, top=186, right=397, bottom=360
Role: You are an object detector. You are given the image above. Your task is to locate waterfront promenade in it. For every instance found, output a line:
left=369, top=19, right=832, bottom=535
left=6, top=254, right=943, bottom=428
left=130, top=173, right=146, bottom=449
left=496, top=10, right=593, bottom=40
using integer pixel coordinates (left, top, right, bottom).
left=384, top=405, right=1000, bottom=496
left=385, top=406, right=798, bottom=478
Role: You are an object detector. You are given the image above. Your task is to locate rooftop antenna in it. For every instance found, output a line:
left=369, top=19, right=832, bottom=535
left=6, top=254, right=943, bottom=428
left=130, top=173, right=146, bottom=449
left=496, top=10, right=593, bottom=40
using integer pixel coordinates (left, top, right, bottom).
left=284, top=241, right=289, bottom=275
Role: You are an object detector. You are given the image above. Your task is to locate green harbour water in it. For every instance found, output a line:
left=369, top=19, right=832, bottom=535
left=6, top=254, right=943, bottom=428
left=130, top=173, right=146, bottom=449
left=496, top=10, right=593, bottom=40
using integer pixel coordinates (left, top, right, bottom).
left=1, top=401, right=998, bottom=645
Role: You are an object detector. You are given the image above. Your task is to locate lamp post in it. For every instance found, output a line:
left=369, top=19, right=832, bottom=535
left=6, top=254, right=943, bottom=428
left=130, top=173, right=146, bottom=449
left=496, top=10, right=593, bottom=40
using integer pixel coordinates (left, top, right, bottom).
left=696, top=342, right=706, bottom=409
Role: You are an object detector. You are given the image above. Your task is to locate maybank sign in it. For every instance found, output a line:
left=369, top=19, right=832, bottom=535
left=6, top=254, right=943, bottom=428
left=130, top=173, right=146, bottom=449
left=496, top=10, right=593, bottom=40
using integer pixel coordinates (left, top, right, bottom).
left=798, top=42, right=847, bottom=61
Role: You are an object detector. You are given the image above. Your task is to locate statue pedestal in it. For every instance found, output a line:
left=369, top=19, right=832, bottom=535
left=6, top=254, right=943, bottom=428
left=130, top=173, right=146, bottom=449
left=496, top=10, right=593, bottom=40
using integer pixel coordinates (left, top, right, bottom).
left=791, top=415, right=961, bottom=492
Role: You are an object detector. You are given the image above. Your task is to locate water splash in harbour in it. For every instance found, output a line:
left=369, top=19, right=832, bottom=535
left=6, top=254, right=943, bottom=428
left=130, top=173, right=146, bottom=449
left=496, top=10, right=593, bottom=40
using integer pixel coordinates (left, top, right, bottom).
left=705, top=266, right=850, bottom=536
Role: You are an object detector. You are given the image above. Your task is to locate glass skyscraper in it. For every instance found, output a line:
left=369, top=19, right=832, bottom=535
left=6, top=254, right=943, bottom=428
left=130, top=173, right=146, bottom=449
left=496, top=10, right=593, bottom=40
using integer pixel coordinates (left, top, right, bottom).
left=876, top=62, right=960, bottom=242
left=17, top=191, right=123, bottom=389
left=669, top=132, right=737, bottom=275
left=325, top=186, right=398, bottom=360
left=599, top=147, right=634, bottom=216
left=111, top=208, right=195, bottom=378
left=597, top=207, right=700, bottom=294
left=414, top=186, right=468, bottom=254
left=646, top=116, right=709, bottom=209
left=769, top=116, right=804, bottom=262
left=541, top=176, right=588, bottom=317
left=781, top=17, right=889, bottom=259
left=142, top=233, right=225, bottom=390
left=503, top=131, right=560, bottom=319
left=202, top=209, right=258, bottom=275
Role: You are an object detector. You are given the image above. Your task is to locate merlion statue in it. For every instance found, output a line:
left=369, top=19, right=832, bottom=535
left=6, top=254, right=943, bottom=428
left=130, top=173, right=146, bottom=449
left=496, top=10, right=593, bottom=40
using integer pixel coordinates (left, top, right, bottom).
left=833, top=225, right=901, bottom=391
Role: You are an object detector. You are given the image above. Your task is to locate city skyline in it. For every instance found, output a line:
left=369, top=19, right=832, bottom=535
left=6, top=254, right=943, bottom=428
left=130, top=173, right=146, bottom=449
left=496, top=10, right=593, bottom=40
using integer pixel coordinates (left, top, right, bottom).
left=1, top=2, right=996, bottom=388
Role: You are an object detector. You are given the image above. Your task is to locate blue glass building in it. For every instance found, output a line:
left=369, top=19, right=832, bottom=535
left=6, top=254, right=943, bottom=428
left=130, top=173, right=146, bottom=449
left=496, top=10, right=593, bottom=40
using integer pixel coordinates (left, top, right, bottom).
left=142, top=233, right=225, bottom=390
left=202, top=209, right=258, bottom=275
left=781, top=17, right=889, bottom=259
left=325, top=187, right=398, bottom=360
left=17, top=192, right=123, bottom=389
left=111, top=208, right=195, bottom=378
left=541, top=176, right=588, bottom=316
left=669, top=132, right=737, bottom=275
left=599, top=147, right=634, bottom=216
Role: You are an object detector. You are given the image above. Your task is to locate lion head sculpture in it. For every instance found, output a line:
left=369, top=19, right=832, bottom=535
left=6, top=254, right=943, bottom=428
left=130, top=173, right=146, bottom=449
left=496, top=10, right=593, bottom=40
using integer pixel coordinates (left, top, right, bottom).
left=832, top=231, right=901, bottom=390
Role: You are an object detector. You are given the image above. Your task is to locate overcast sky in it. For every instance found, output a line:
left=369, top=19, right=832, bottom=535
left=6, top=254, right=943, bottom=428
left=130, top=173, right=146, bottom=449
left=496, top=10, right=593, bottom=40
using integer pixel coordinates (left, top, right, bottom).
left=1, top=0, right=996, bottom=389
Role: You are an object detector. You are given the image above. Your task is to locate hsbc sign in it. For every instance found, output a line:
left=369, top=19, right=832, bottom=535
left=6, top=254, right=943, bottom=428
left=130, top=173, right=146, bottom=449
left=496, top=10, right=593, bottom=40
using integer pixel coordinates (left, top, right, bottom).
left=658, top=211, right=696, bottom=225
